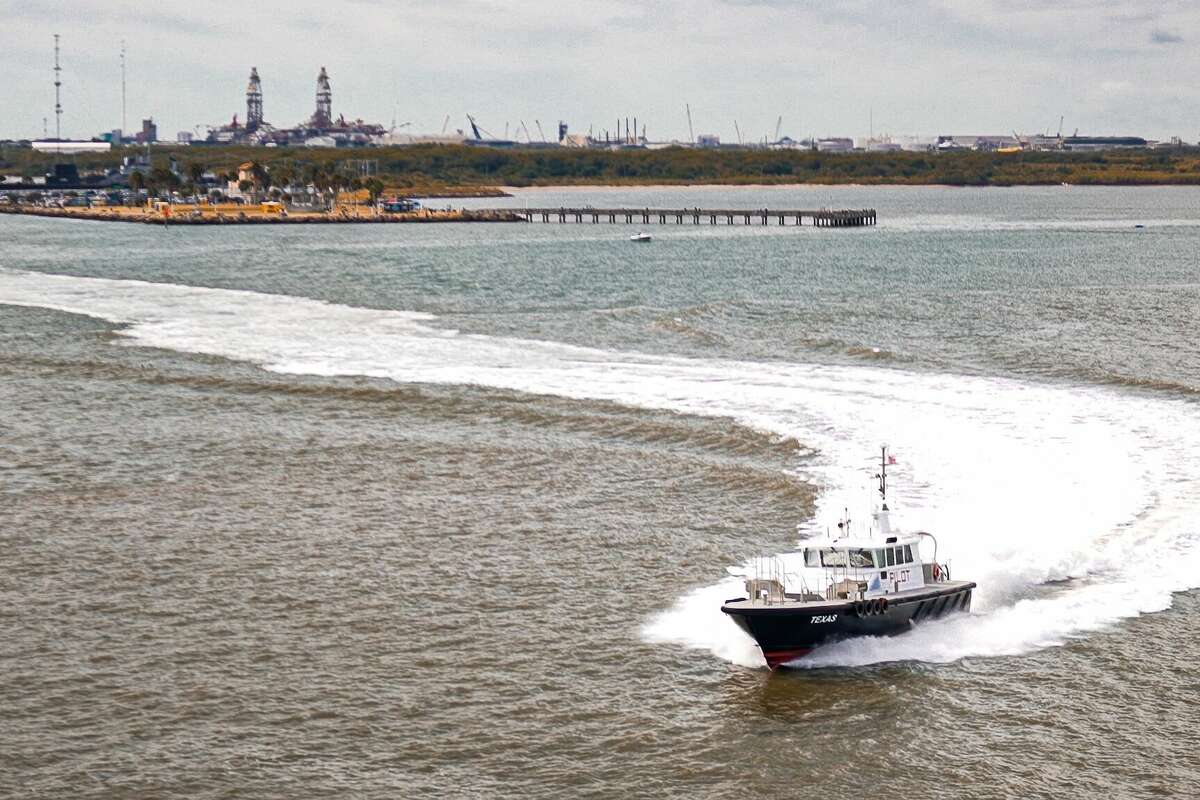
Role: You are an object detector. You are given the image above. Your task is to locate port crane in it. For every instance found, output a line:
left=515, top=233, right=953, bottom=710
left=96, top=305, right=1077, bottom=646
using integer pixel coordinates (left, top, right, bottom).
left=1054, top=116, right=1071, bottom=149
left=466, top=114, right=495, bottom=141
left=466, top=114, right=482, bottom=140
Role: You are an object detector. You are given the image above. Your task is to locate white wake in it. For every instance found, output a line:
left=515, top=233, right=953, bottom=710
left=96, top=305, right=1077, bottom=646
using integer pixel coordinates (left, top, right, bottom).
left=3, top=269, right=1197, bottom=668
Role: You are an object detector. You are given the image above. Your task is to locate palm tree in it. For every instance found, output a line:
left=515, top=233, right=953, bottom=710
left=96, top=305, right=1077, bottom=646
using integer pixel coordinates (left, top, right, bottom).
left=365, top=177, right=385, bottom=205
left=271, top=166, right=293, bottom=192
left=302, top=164, right=326, bottom=207
left=250, top=162, right=270, bottom=191
left=186, top=161, right=205, bottom=188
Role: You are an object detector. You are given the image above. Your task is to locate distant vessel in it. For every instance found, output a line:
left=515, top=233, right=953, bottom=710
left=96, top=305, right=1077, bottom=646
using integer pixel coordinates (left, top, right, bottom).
left=630, top=232, right=652, bottom=242
left=721, top=447, right=976, bottom=668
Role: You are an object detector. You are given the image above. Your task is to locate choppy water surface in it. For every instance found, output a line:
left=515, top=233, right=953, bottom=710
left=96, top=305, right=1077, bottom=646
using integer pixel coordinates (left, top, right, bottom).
left=2, top=185, right=1198, bottom=798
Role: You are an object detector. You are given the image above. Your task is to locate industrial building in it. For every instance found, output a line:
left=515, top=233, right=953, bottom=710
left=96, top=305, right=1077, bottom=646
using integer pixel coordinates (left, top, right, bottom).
left=205, top=67, right=385, bottom=147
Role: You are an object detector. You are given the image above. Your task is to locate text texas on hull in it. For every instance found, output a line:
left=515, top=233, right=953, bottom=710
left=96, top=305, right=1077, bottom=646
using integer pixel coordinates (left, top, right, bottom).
left=721, top=447, right=976, bottom=669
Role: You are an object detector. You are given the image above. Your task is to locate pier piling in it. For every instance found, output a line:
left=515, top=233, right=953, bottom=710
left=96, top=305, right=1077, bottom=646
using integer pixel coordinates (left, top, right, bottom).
left=497, top=207, right=877, bottom=228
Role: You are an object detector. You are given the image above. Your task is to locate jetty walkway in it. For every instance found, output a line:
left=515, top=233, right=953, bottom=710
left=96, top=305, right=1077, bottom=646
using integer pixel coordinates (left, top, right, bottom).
left=0, top=205, right=876, bottom=227
left=505, top=207, right=877, bottom=227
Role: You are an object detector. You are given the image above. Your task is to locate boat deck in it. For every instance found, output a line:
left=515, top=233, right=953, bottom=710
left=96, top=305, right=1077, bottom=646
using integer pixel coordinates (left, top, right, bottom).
left=724, top=579, right=976, bottom=611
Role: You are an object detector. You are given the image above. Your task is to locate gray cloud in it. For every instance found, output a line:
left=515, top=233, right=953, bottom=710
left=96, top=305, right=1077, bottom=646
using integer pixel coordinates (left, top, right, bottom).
left=1151, top=29, right=1184, bottom=44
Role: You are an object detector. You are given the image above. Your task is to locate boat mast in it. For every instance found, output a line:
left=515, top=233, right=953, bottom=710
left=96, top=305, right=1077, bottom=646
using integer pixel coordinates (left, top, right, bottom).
left=878, top=445, right=888, bottom=510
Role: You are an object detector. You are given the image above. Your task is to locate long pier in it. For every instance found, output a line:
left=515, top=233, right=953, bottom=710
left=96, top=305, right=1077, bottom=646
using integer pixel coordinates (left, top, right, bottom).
left=503, top=207, right=877, bottom=227
left=0, top=205, right=876, bottom=227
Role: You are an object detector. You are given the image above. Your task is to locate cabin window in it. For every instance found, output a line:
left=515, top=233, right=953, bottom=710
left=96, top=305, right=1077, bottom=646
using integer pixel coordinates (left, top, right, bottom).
left=886, top=548, right=896, bottom=567
left=904, top=545, right=913, bottom=563
left=820, top=549, right=848, bottom=567
left=818, top=549, right=875, bottom=569
left=804, top=549, right=819, bottom=567
left=875, top=549, right=885, bottom=568
left=848, top=550, right=874, bottom=569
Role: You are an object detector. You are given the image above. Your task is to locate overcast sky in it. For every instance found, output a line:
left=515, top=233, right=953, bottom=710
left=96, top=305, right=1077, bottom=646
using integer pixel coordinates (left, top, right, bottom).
left=4, top=1, right=1199, bottom=143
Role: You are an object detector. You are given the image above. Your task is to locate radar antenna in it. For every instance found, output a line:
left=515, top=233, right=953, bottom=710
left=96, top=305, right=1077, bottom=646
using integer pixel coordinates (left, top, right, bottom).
left=53, top=34, right=62, bottom=148
left=876, top=444, right=890, bottom=510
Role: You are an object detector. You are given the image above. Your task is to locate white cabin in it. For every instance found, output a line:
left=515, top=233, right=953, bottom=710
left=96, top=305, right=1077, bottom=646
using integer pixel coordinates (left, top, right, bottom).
left=741, top=447, right=950, bottom=605
left=798, top=530, right=930, bottom=601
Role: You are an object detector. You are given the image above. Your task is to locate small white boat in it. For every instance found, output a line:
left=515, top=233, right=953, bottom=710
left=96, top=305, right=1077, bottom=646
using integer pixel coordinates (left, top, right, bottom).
left=630, top=232, right=652, bottom=242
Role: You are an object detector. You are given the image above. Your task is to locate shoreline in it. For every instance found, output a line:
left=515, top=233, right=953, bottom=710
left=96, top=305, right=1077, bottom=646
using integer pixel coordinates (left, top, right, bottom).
left=0, top=203, right=877, bottom=228
left=0, top=205, right=526, bottom=225
left=406, top=186, right=512, bottom=198
left=495, top=180, right=1200, bottom=191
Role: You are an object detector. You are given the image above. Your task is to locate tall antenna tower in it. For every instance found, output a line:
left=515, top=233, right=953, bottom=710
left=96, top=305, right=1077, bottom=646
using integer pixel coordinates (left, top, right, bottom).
left=53, top=34, right=62, bottom=146
left=121, top=41, right=127, bottom=135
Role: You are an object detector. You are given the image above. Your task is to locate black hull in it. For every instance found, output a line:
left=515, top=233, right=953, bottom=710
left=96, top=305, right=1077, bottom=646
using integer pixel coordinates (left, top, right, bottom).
left=721, top=581, right=976, bottom=669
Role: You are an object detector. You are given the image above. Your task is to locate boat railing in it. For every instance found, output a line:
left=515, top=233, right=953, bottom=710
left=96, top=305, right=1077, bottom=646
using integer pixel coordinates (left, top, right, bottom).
left=746, top=555, right=915, bottom=603
left=745, top=555, right=814, bottom=605
left=825, top=578, right=869, bottom=602
left=745, top=555, right=786, bottom=605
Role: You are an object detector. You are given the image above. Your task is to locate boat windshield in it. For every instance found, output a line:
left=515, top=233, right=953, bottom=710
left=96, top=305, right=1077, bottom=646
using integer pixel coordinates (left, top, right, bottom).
left=818, top=548, right=876, bottom=568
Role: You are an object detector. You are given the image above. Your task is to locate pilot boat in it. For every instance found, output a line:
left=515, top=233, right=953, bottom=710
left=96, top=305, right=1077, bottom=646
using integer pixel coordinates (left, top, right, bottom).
left=721, top=447, right=976, bottom=668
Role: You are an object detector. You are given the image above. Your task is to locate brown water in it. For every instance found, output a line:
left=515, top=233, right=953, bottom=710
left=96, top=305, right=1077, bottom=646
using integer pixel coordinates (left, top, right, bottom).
left=2, top=186, right=1199, bottom=798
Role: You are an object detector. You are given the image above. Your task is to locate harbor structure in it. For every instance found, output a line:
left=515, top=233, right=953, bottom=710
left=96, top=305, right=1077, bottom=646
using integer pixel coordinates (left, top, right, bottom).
left=511, top=206, right=876, bottom=227
left=136, top=118, right=157, bottom=144
left=206, top=67, right=272, bottom=144
left=246, top=67, right=264, bottom=131
left=31, top=140, right=111, bottom=153
left=817, top=137, right=854, bottom=153
left=312, top=67, right=333, bottom=128
left=205, top=66, right=384, bottom=147
left=294, top=67, right=385, bottom=146
left=19, top=36, right=1182, bottom=153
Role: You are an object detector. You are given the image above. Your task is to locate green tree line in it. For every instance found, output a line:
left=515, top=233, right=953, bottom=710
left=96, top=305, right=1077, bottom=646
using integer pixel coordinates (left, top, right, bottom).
left=4, top=143, right=1200, bottom=190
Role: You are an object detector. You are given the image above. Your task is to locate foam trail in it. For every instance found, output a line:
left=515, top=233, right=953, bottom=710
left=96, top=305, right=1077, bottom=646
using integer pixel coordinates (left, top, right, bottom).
left=3, top=269, right=1199, bottom=668
left=642, top=580, right=764, bottom=668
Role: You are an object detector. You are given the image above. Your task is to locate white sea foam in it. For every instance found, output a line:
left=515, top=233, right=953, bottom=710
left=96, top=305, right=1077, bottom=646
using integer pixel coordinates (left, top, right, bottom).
left=3, top=269, right=1198, bottom=668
